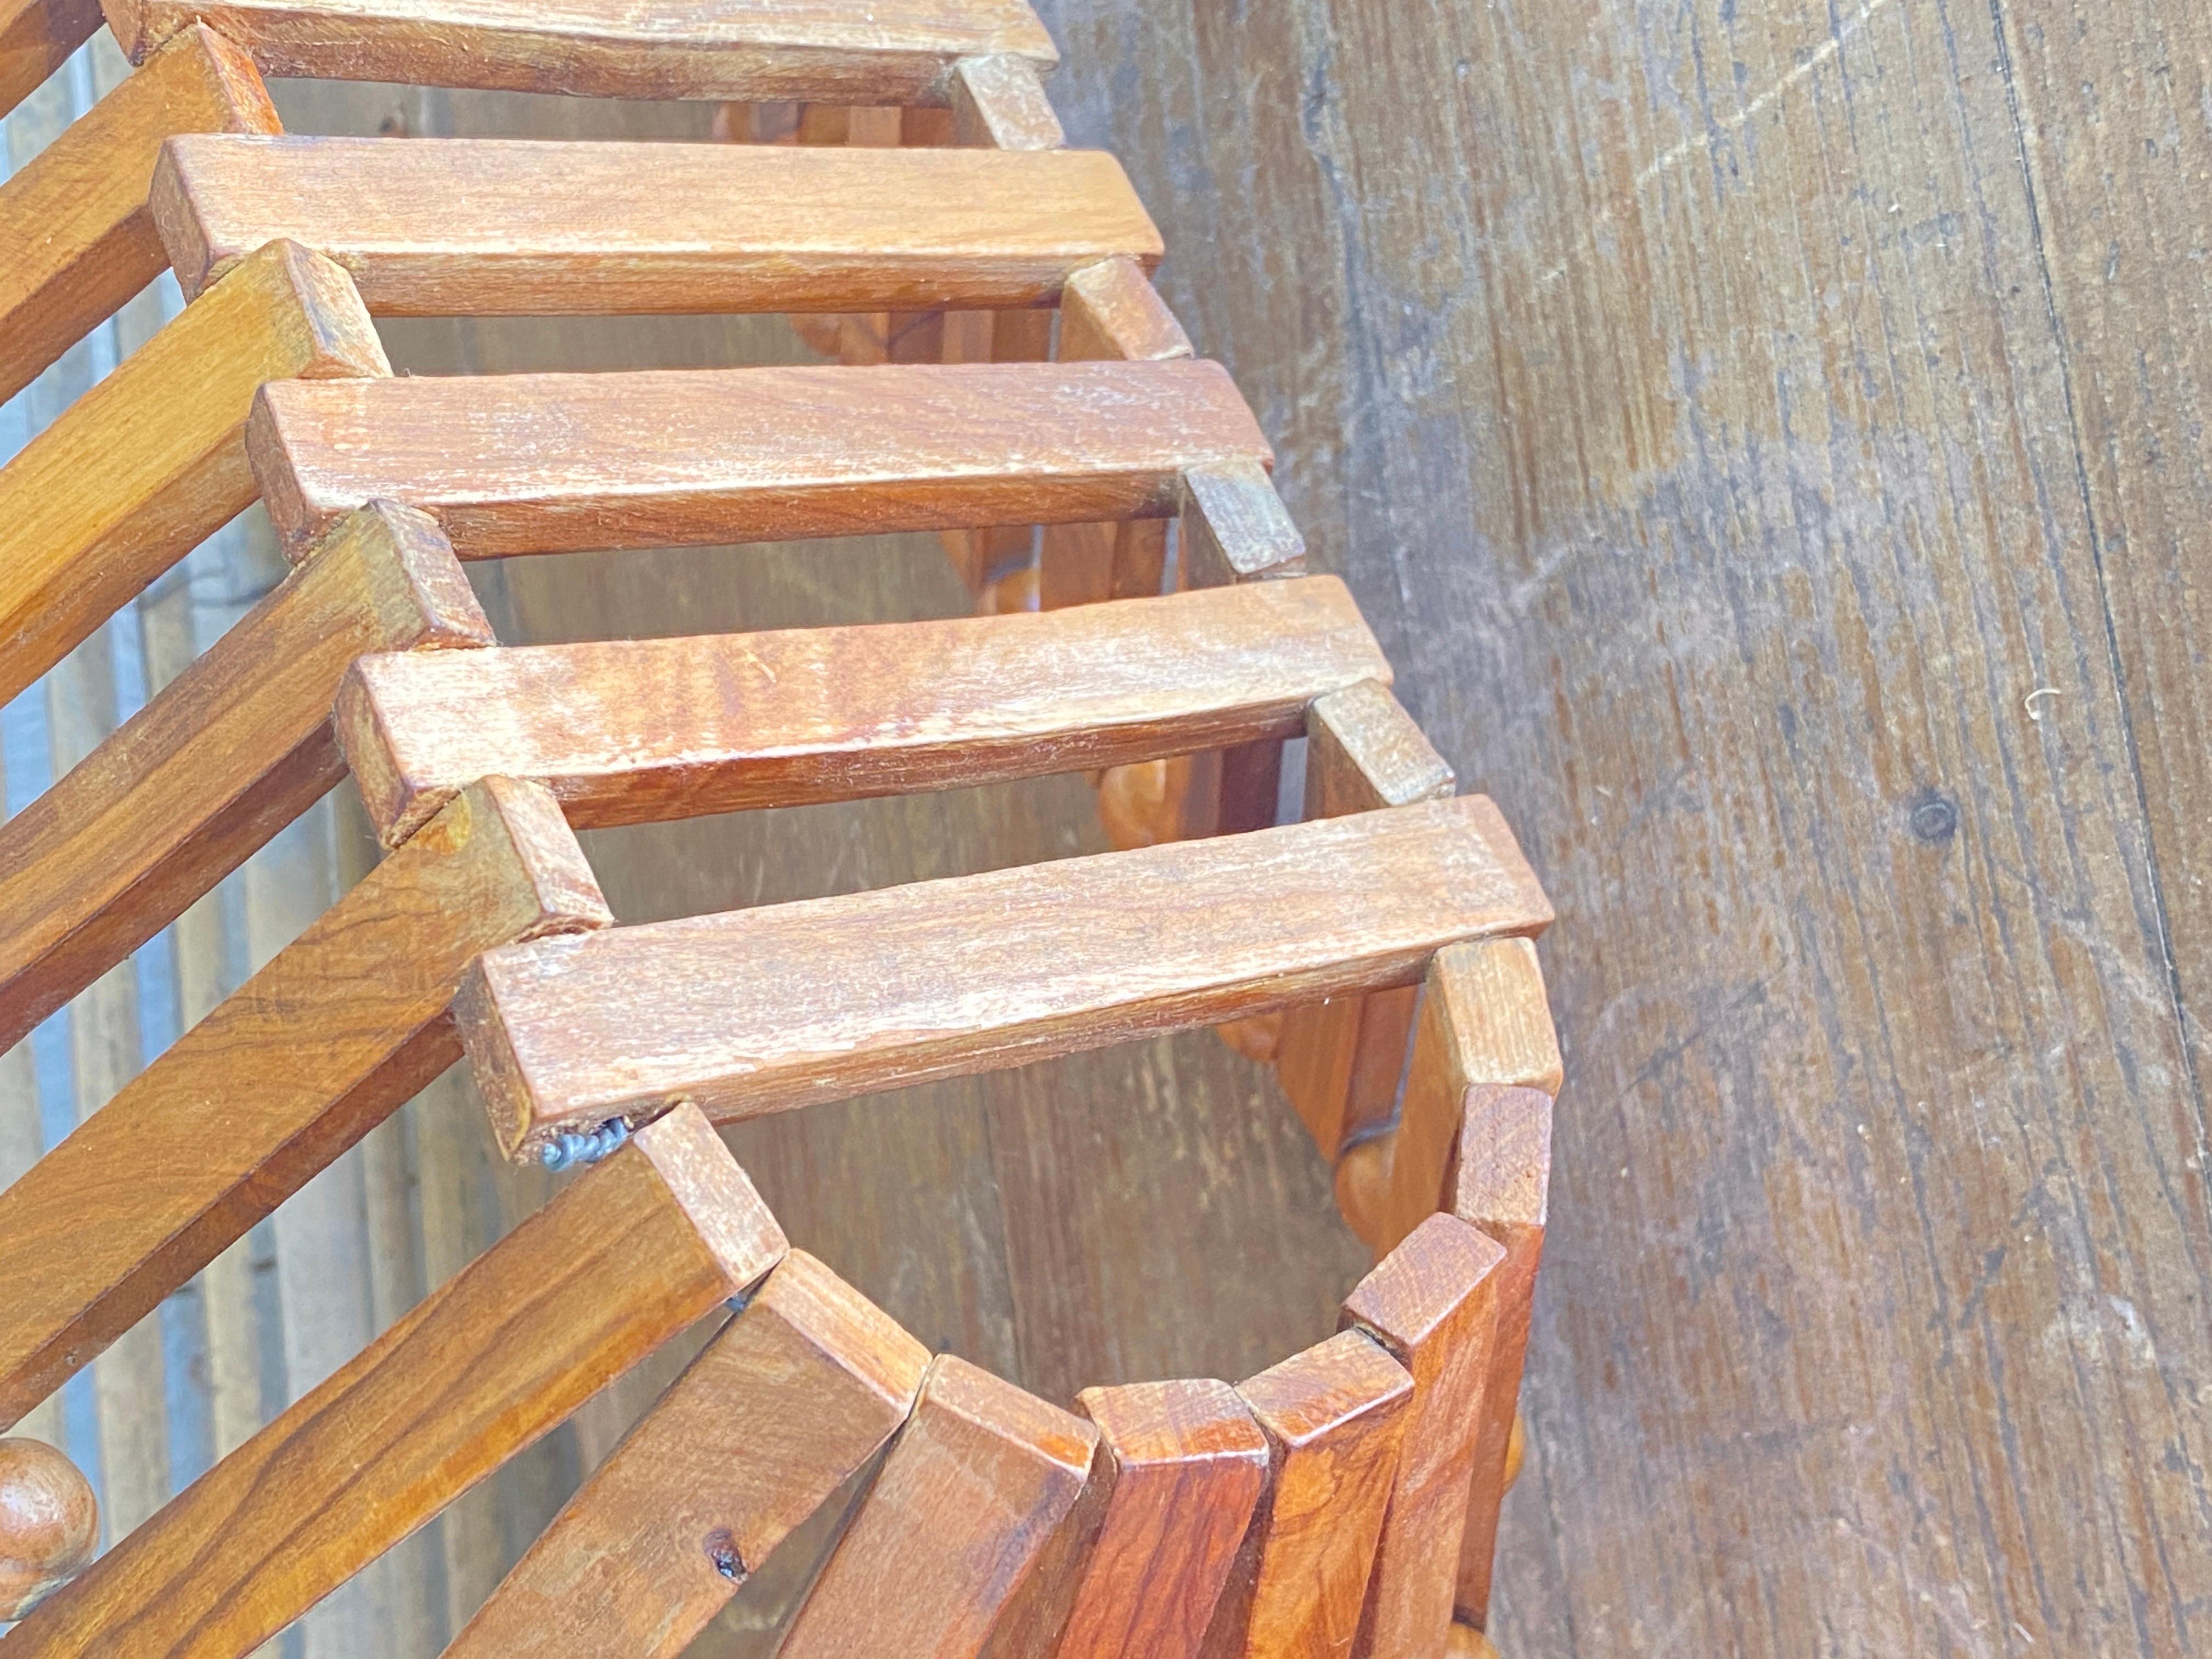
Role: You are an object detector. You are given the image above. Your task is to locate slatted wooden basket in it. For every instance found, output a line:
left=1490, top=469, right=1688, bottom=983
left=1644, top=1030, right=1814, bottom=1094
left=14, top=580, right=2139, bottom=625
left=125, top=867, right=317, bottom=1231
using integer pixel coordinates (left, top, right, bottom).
left=0, top=3, right=1558, bottom=1655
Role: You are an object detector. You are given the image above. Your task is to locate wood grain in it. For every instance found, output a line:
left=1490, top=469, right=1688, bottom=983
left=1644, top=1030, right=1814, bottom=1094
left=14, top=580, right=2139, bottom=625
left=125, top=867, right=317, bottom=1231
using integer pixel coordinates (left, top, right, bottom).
left=154, top=136, right=1158, bottom=315
left=0, top=25, right=275, bottom=405
left=0, top=777, right=608, bottom=1431
left=1203, top=1329, right=1414, bottom=1659
left=0, top=1439, right=94, bottom=1620
left=0, top=237, right=386, bottom=708
left=250, top=359, right=1268, bottom=559
left=0, top=501, right=490, bottom=1053
left=1340, top=1214, right=1506, bottom=1659
left=445, top=1250, right=927, bottom=1659
left=3, top=1104, right=783, bottom=1659
left=1180, top=460, right=1306, bottom=588
left=458, top=794, right=1550, bottom=1155
left=104, top=0, right=1056, bottom=104
left=1445, top=1086, right=1553, bottom=1630
left=1278, top=681, right=1457, bottom=1161
left=338, top=574, right=1386, bottom=844
left=0, top=0, right=97, bottom=121
left=950, top=52, right=1062, bottom=150
left=1055, top=1379, right=1268, bottom=1659
left=1378, top=938, right=1560, bottom=1258
left=778, top=1354, right=1098, bottom=1659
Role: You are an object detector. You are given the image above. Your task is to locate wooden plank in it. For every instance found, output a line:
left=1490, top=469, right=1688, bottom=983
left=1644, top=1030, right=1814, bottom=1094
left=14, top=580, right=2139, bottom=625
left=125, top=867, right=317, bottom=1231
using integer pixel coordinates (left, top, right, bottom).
left=1340, top=1214, right=1506, bottom=1659
left=249, top=359, right=1269, bottom=560
left=1053, top=1379, right=1269, bottom=1659
left=0, top=501, right=492, bottom=1054
left=0, top=0, right=97, bottom=120
left=0, top=777, right=609, bottom=1433
left=446, top=1250, right=927, bottom=1659
left=1376, top=938, right=1560, bottom=1257
left=103, top=0, right=1056, bottom=103
left=1201, top=1329, right=1414, bottom=1659
left=1180, top=460, right=1307, bottom=588
left=459, top=794, right=1551, bottom=1156
left=338, top=574, right=1387, bottom=844
left=1445, top=1085, right=1553, bottom=1629
left=154, top=137, right=1158, bottom=315
left=950, top=52, right=1062, bottom=150
left=778, top=1354, right=1098, bottom=1659
left=0, top=26, right=276, bottom=405
left=1278, top=682, right=1457, bottom=1160
left=0, top=237, right=386, bottom=709
left=4, top=1103, right=783, bottom=1659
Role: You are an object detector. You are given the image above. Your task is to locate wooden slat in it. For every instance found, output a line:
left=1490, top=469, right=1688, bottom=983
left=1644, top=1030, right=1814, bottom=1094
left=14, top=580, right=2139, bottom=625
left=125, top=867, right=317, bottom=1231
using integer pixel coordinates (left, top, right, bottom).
left=0, top=777, right=608, bottom=1432
left=446, top=1249, right=927, bottom=1659
left=1340, top=1214, right=1506, bottom=1659
left=339, top=574, right=1387, bottom=844
left=1053, top=1379, right=1269, bottom=1659
left=1201, top=1330, right=1414, bottom=1659
left=1377, top=938, right=1561, bottom=1255
left=5, top=1104, right=783, bottom=1659
left=0, top=26, right=275, bottom=405
left=1446, top=1084, right=1554, bottom=1629
left=154, top=137, right=1158, bottom=315
left=0, top=0, right=97, bottom=120
left=1278, top=682, right=1457, bottom=1161
left=458, top=794, right=1551, bottom=1157
left=0, top=502, right=491, bottom=1054
left=249, top=359, right=1268, bottom=560
left=778, top=1355, right=1099, bottom=1659
left=1181, top=460, right=1307, bottom=588
left=0, top=238, right=386, bottom=709
left=104, top=0, right=1056, bottom=104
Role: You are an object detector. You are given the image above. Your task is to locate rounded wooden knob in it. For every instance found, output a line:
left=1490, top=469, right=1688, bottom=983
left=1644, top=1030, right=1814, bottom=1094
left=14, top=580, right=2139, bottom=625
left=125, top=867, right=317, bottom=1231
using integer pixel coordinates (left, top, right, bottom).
left=1096, top=759, right=1176, bottom=851
left=1446, top=1622, right=1500, bottom=1659
left=1214, top=1011, right=1283, bottom=1063
left=1503, top=1408, right=1526, bottom=1491
left=1332, top=1135, right=1392, bottom=1249
left=0, top=1438, right=96, bottom=1620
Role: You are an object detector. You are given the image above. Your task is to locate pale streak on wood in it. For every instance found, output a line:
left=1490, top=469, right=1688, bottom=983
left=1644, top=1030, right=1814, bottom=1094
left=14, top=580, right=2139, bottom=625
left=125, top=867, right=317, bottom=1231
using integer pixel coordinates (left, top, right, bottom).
left=0, top=501, right=492, bottom=1054
left=1378, top=938, right=1561, bottom=1256
left=950, top=52, right=1064, bottom=149
left=1279, top=681, right=1458, bottom=1163
left=2, top=1105, right=785, bottom=1659
left=100, top=0, right=1057, bottom=104
left=445, top=1250, right=927, bottom=1659
left=1341, top=1214, right=1507, bottom=1659
left=0, top=778, right=608, bottom=1431
left=153, top=136, right=1157, bottom=314
left=1204, top=1329, right=1414, bottom=1659
left=0, top=26, right=276, bottom=405
left=1180, top=460, right=1307, bottom=588
left=248, top=359, right=1272, bottom=560
left=1054, top=1379, right=1269, bottom=1659
left=458, top=795, right=1550, bottom=1156
left=0, top=0, right=98, bottom=120
left=338, top=574, right=1387, bottom=844
left=778, top=1355, right=1099, bottom=1659
left=0, top=239, right=387, bottom=708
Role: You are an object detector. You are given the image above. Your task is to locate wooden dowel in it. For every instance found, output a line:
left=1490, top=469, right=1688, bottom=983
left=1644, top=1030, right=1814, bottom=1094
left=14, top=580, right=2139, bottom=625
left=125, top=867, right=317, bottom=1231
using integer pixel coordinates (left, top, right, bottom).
left=0, top=238, right=386, bottom=709
left=101, top=0, right=1057, bottom=104
left=247, top=359, right=1271, bottom=561
left=0, top=501, right=492, bottom=1054
left=1278, top=681, right=1457, bottom=1162
left=0, top=25, right=276, bottom=405
left=458, top=794, right=1551, bottom=1158
left=0, top=778, right=608, bottom=1431
left=338, top=575, right=1387, bottom=844
left=777, top=1355, right=1099, bottom=1659
left=1053, top=1379, right=1268, bottom=1659
left=1201, top=1329, right=1414, bottom=1658
left=446, top=1250, right=928, bottom=1659
left=1341, top=1215, right=1507, bottom=1659
left=153, top=137, right=1158, bottom=315
left=4, top=1104, right=784, bottom=1659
